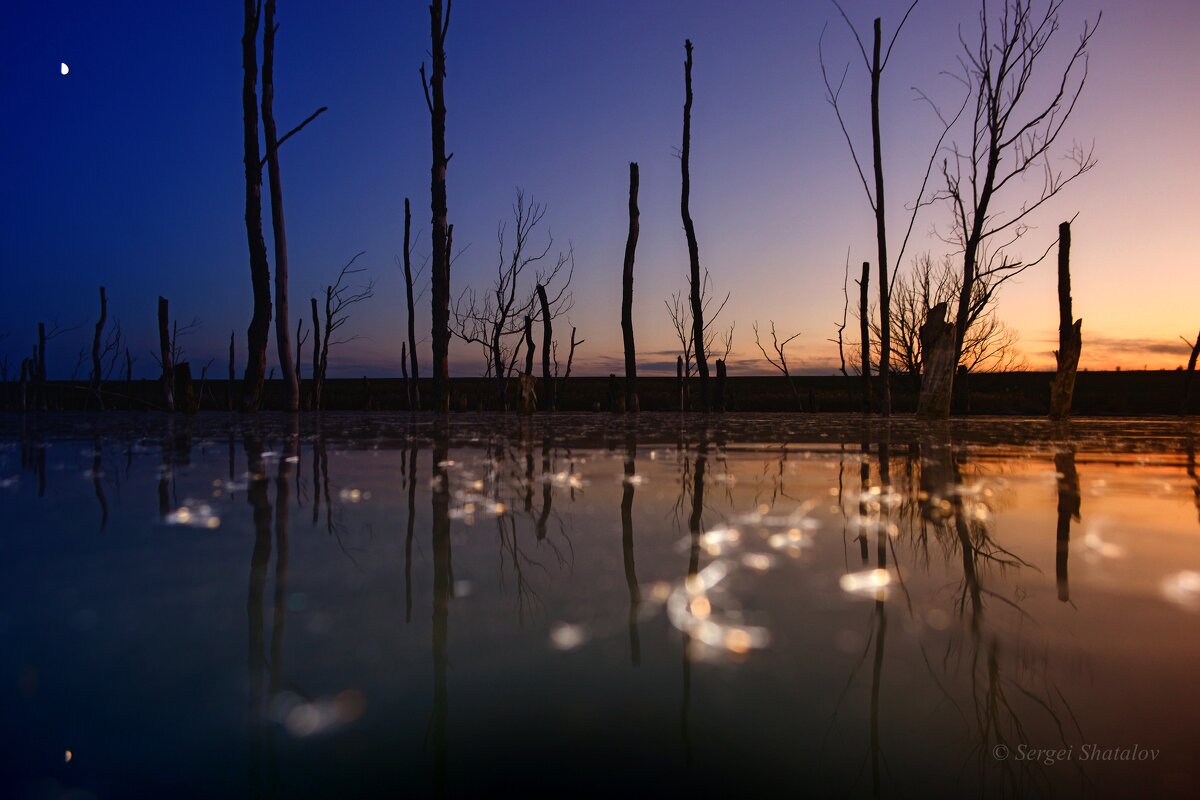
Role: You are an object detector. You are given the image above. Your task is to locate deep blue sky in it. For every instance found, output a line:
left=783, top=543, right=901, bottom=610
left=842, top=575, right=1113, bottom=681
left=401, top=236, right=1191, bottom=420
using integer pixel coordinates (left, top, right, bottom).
left=3, top=0, right=1198, bottom=378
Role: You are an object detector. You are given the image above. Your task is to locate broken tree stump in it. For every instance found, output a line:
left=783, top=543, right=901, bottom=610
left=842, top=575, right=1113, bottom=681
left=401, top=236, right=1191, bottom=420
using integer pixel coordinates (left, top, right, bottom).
left=916, top=302, right=955, bottom=420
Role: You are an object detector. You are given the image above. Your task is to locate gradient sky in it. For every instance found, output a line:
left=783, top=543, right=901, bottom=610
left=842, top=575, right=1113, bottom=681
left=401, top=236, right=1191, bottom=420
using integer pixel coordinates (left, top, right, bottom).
left=3, top=0, right=1198, bottom=379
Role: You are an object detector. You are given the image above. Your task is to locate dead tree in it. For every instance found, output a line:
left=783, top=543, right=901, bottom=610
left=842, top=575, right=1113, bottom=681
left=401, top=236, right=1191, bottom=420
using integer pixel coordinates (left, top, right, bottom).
left=261, top=0, right=328, bottom=413
left=537, top=283, right=554, bottom=411
left=240, top=0, right=274, bottom=412
left=1182, top=330, right=1200, bottom=415
left=666, top=270, right=730, bottom=409
left=523, top=316, right=535, bottom=375
left=158, top=297, right=174, bottom=412
left=821, top=1, right=963, bottom=416
left=858, top=262, right=871, bottom=413
left=1049, top=221, right=1081, bottom=419
left=939, top=0, right=1099, bottom=413
left=402, top=197, right=421, bottom=410
left=452, top=191, right=571, bottom=410
left=553, top=325, right=584, bottom=406
left=622, top=162, right=640, bottom=412
left=89, top=286, right=108, bottom=409
left=828, top=253, right=855, bottom=408
left=421, top=0, right=452, bottom=413
left=754, top=321, right=802, bottom=409
left=680, top=40, right=710, bottom=411
left=310, top=298, right=320, bottom=408
left=312, top=252, right=374, bottom=410
left=228, top=332, right=236, bottom=411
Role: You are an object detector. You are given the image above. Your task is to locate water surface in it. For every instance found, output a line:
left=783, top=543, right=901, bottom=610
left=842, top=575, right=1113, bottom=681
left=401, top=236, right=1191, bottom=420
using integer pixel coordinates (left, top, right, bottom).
left=2, top=413, right=1199, bottom=798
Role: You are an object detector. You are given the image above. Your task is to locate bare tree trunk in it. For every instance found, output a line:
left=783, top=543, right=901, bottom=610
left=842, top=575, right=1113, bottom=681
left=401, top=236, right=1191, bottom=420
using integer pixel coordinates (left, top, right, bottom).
left=261, top=0, right=297, bottom=413
left=681, top=40, right=709, bottom=411
left=537, top=282, right=554, bottom=411
left=158, top=297, right=174, bottom=412
left=714, top=358, right=726, bottom=412
left=403, top=197, right=420, bottom=410
left=311, top=297, right=322, bottom=410
left=401, top=341, right=409, bottom=409
left=869, top=19, right=892, bottom=417
left=1049, top=221, right=1081, bottom=420
left=294, top=317, right=303, bottom=405
left=859, top=262, right=871, bottom=414
left=241, top=0, right=272, bottom=411
left=228, top=332, right=236, bottom=411
left=916, top=302, right=955, bottom=420
left=1183, top=330, right=1200, bottom=415
left=20, top=359, right=30, bottom=412
left=523, top=315, right=535, bottom=376
left=676, top=355, right=684, bottom=412
left=622, top=161, right=640, bottom=413
left=37, top=323, right=46, bottom=411
left=90, top=285, right=107, bottom=409
left=424, top=0, right=452, bottom=413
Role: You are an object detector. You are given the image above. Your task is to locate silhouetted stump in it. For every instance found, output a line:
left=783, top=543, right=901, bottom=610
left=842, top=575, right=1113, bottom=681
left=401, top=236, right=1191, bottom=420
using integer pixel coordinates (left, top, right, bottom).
left=1049, top=222, right=1081, bottom=420
left=916, top=302, right=955, bottom=420
left=714, top=358, right=727, bottom=412
left=676, top=355, right=685, bottom=412
left=173, top=363, right=196, bottom=414
left=607, top=373, right=621, bottom=412
left=518, top=373, right=537, bottom=414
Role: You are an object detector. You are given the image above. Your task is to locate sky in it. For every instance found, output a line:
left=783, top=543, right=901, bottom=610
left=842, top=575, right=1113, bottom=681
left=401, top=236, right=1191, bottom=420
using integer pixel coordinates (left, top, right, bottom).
left=2, top=0, right=1198, bottom=379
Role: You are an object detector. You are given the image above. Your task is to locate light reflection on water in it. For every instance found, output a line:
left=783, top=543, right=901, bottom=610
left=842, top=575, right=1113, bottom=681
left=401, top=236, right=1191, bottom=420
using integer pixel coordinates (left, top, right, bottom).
left=1, top=412, right=1199, bottom=799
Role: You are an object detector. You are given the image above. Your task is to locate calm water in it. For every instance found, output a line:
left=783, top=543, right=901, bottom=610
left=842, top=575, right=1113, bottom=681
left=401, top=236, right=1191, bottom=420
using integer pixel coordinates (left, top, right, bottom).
left=2, top=412, right=1199, bottom=799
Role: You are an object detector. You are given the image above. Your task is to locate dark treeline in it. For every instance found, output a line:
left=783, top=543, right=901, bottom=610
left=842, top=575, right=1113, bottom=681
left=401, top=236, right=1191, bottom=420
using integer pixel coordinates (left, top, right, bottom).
left=5, top=370, right=1197, bottom=417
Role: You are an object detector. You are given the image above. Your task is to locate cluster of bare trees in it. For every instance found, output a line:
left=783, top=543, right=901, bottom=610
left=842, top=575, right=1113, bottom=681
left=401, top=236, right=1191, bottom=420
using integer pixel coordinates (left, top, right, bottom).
left=820, top=0, right=1098, bottom=419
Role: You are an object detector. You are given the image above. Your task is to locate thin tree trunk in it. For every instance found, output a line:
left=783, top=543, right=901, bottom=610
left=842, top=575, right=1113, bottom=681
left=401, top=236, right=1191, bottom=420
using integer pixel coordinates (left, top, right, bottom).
left=295, top=317, right=303, bottom=404
left=537, top=283, right=554, bottom=411
left=681, top=40, right=709, bottom=411
left=426, top=0, right=451, bottom=413
left=859, top=262, right=871, bottom=414
left=523, top=315, right=535, bottom=376
left=90, top=286, right=107, bottom=409
left=241, top=0, right=272, bottom=411
left=311, top=297, right=322, bottom=410
left=37, top=323, right=46, bottom=411
left=401, top=341, right=409, bottom=409
left=158, top=297, right=174, bottom=412
left=261, top=0, right=297, bottom=413
left=228, top=332, right=236, bottom=411
left=676, top=355, right=684, bottom=412
left=622, top=161, right=640, bottom=413
left=1049, top=221, right=1081, bottom=420
left=870, top=19, right=891, bottom=416
left=403, top=197, right=420, bottom=410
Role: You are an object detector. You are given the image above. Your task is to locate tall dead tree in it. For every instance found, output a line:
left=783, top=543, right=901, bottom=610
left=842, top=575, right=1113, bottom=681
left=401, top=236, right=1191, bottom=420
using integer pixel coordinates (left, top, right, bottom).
left=821, top=1, right=961, bottom=416
left=241, top=0, right=272, bottom=411
left=403, top=198, right=420, bottom=410
left=90, top=286, right=107, bottom=409
left=1049, top=221, right=1081, bottom=419
left=680, top=40, right=709, bottom=411
left=537, top=283, right=554, bottom=411
left=622, top=162, right=640, bottom=413
left=940, top=0, right=1098, bottom=414
left=310, top=298, right=320, bottom=408
left=624, top=160, right=643, bottom=412
left=261, top=0, right=327, bottom=413
left=421, top=0, right=452, bottom=413
left=158, top=297, right=174, bottom=412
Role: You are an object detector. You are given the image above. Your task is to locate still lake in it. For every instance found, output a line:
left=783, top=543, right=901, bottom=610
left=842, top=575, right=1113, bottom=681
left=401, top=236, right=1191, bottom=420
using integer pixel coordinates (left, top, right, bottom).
left=2, top=412, right=1198, bottom=799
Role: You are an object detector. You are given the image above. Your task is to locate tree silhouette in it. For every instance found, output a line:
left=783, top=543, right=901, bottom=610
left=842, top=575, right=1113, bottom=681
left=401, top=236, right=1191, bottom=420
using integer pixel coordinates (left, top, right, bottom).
left=680, top=40, right=710, bottom=411
left=240, top=0, right=272, bottom=411
left=421, top=0, right=453, bottom=413
left=939, top=0, right=1098, bottom=412
left=621, top=162, right=640, bottom=413
left=261, top=0, right=327, bottom=413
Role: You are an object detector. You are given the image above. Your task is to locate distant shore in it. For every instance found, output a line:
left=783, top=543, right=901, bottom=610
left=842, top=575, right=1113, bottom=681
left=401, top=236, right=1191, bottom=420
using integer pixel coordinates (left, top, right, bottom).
left=3, top=370, right=1194, bottom=416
